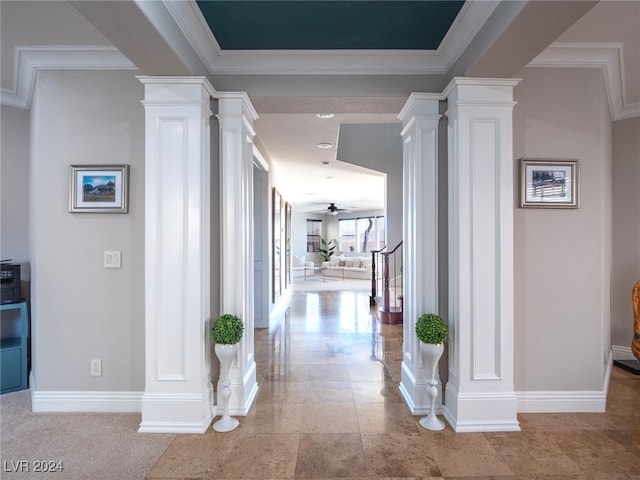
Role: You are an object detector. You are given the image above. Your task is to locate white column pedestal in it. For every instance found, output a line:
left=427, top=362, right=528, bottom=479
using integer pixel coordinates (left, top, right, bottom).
left=138, top=77, right=215, bottom=433
left=398, top=94, right=442, bottom=415
left=216, top=93, right=259, bottom=415
left=443, top=78, right=521, bottom=432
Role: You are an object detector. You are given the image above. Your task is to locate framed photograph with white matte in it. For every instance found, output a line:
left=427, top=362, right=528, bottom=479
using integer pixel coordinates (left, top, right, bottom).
left=69, top=164, right=129, bottom=213
left=520, top=159, right=579, bottom=208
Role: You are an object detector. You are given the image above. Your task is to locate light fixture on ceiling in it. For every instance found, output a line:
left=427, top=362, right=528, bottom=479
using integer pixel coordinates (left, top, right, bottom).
left=317, top=142, right=333, bottom=149
left=321, top=161, right=330, bottom=167
left=316, top=113, right=335, bottom=119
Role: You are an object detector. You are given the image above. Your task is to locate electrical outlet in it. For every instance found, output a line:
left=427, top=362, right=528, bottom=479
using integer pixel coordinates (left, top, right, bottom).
left=90, top=358, right=102, bottom=377
left=104, top=251, right=121, bottom=268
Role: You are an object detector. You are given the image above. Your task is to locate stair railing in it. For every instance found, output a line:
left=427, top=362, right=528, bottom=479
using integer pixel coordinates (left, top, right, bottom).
left=370, top=245, right=387, bottom=301
left=371, top=241, right=403, bottom=324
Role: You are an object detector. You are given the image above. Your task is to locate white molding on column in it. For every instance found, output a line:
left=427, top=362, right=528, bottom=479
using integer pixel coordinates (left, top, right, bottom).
left=444, top=77, right=521, bottom=433
left=138, top=76, right=215, bottom=434
left=398, top=93, right=442, bottom=415
left=529, top=42, right=640, bottom=121
left=1, top=46, right=136, bottom=109
left=216, top=92, right=259, bottom=416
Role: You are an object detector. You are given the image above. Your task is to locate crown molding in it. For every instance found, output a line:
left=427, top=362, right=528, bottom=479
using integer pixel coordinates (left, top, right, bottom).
left=528, top=42, right=639, bottom=121
left=165, top=0, right=497, bottom=76
left=1, top=46, right=136, bottom=110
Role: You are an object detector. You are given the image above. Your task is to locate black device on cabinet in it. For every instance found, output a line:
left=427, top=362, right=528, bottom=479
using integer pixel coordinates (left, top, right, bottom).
left=0, top=264, right=21, bottom=305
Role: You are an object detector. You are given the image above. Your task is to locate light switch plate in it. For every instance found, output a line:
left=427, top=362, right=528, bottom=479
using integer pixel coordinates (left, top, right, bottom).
left=104, top=251, right=121, bottom=268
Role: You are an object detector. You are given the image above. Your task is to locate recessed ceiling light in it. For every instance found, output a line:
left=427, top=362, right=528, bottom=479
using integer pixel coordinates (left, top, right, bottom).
left=316, top=113, right=335, bottom=119
left=321, top=161, right=330, bottom=167
left=318, top=142, right=332, bottom=149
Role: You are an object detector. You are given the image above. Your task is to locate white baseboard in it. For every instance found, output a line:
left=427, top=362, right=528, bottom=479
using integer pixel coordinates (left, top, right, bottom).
left=516, top=352, right=612, bottom=413
left=612, top=344, right=636, bottom=361
left=516, top=390, right=607, bottom=413
left=31, top=389, right=143, bottom=412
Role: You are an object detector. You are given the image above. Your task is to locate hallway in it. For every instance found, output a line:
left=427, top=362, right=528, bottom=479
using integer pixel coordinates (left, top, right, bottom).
left=146, top=289, right=640, bottom=479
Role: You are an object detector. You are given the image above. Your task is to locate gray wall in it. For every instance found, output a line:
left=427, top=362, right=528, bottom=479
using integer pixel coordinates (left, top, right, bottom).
left=611, top=117, right=640, bottom=352
left=1, top=105, right=31, bottom=295
left=30, top=70, right=145, bottom=391
left=513, top=67, right=612, bottom=391
left=336, top=123, right=403, bottom=248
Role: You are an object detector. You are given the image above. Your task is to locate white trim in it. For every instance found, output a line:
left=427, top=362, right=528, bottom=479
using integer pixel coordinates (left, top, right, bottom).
left=612, top=344, right=637, bottom=361
left=517, top=391, right=607, bottom=413
left=31, top=389, right=143, bottom=413
left=253, top=145, right=269, bottom=171
left=445, top=419, right=522, bottom=433
left=165, top=0, right=498, bottom=76
left=1, top=46, right=136, bottom=109
left=516, top=352, right=612, bottom=413
left=529, top=42, right=640, bottom=121
left=137, top=420, right=210, bottom=434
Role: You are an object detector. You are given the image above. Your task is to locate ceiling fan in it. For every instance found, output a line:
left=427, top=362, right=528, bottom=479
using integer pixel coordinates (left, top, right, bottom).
left=308, top=202, right=352, bottom=215
left=325, top=203, right=348, bottom=216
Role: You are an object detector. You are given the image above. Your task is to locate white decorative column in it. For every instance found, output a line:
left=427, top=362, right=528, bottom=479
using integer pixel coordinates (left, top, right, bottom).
left=216, top=93, right=259, bottom=415
left=398, top=94, right=442, bottom=414
left=443, top=78, right=520, bottom=432
left=138, top=77, right=215, bottom=433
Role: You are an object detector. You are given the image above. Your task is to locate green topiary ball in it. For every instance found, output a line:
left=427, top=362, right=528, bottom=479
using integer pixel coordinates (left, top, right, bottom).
left=415, top=313, right=448, bottom=344
left=211, top=314, right=244, bottom=345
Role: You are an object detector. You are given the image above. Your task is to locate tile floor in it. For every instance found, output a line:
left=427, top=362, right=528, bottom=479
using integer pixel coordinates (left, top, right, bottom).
left=146, top=289, right=640, bottom=479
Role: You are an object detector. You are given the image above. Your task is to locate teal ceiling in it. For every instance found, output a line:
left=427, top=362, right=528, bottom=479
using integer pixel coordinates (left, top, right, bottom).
left=196, top=1, right=466, bottom=50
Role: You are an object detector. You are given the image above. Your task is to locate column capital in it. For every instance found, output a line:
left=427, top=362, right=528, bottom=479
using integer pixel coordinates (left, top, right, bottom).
left=216, top=92, right=259, bottom=122
left=443, top=77, right=521, bottom=104
left=398, top=93, right=442, bottom=123
left=137, top=75, right=216, bottom=103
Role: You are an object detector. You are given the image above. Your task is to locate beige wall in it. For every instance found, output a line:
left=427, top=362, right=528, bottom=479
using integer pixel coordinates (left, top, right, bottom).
left=30, top=70, right=145, bottom=391
left=611, top=117, right=640, bottom=352
left=336, top=123, right=403, bottom=248
left=1, top=104, right=31, bottom=294
left=513, top=67, right=612, bottom=391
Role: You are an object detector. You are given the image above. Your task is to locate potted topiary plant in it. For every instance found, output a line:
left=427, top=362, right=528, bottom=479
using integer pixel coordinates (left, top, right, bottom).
left=415, top=313, right=448, bottom=346
left=415, top=313, right=448, bottom=431
left=211, top=313, right=244, bottom=345
left=211, top=313, right=244, bottom=432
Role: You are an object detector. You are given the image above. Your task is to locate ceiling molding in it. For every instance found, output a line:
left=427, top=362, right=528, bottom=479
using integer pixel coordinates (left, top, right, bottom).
left=166, top=0, right=498, bottom=76
left=529, top=42, right=639, bottom=121
left=252, top=145, right=269, bottom=172
left=1, top=46, right=136, bottom=110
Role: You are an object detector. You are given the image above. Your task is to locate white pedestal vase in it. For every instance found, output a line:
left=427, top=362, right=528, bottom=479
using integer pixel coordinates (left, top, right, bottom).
left=419, top=342, right=445, bottom=431
left=213, top=343, right=240, bottom=432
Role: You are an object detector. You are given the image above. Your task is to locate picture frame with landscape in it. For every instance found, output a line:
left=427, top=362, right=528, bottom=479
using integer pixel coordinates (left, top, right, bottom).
left=69, top=164, right=130, bottom=213
left=520, top=159, right=578, bottom=208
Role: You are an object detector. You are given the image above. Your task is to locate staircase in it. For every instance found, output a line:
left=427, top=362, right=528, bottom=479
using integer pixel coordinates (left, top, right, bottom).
left=370, top=241, right=403, bottom=325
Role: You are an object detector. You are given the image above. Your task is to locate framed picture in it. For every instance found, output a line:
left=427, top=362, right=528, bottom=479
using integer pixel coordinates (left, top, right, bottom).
left=69, top=164, right=130, bottom=213
left=520, top=159, right=579, bottom=208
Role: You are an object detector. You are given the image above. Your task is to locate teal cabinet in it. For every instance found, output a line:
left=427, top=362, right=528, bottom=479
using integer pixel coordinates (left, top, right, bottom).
left=1, top=301, right=29, bottom=393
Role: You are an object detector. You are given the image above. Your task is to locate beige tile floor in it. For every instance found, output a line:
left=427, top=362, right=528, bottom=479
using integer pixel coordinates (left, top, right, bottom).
left=146, top=289, right=640, bottom=479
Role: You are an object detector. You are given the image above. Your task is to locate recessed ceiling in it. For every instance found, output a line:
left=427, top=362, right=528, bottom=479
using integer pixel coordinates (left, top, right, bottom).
left=196, top=0, right=465, bottom=50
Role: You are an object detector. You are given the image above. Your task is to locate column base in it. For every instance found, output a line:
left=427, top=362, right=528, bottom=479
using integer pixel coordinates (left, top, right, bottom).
left=222, top=360, right=259, bottom=415
left=399, top=360, right=443, bottom=415
left=139, top=388, right=214, bottom=433
left=444, top=383, right=520, bottom=432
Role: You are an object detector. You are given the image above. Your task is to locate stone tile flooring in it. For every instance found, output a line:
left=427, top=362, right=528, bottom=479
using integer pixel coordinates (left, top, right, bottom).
left=146, top=290, right=640, bottom=479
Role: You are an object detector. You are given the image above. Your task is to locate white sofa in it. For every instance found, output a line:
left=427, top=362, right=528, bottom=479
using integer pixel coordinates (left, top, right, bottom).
left=292, top=254, right=314, bottom=278
left=321, top=255, right=372, bottom=280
